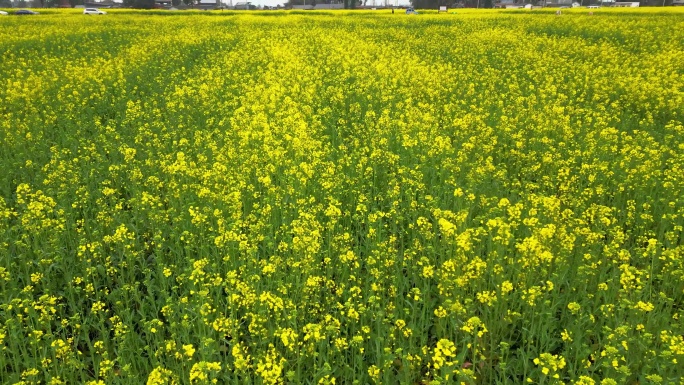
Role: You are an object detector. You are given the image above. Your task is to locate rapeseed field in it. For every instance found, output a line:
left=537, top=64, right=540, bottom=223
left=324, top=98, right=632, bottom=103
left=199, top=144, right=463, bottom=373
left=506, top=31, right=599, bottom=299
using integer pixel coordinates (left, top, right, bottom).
left=0, top=9, right=683, bottom=385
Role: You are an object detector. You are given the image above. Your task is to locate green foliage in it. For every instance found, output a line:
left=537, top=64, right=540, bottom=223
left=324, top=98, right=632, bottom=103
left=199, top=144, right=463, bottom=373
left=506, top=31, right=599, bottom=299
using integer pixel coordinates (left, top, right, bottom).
left=411, top=0, right=450, bottom=9
left=133, top=0, right=156, bottom=8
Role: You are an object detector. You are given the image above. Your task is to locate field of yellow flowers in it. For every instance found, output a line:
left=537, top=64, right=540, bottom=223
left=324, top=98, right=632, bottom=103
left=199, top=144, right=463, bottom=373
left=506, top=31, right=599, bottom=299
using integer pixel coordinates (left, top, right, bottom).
left=1, top=8, right=683, bottom=385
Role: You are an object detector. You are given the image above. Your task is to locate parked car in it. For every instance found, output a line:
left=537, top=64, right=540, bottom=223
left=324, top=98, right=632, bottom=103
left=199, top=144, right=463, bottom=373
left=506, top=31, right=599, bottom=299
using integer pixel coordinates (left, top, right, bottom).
left=0, top=10, right=9, bottom=15
left=84, top=8, right=107, bottom=15
left=15, top=9, right=39, bottom=15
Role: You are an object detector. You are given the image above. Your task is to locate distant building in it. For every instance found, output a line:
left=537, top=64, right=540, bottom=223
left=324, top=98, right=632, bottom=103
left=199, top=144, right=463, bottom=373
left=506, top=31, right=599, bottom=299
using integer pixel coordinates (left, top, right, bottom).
left=234, top=1, right=256, bottom=9
left=198, top=0, right=221, bottom=9
left=542, top=0, right=573, bottom=6
left=84, top=0, right=115, bottom=7
left=314, top=3, right=344, bottom=8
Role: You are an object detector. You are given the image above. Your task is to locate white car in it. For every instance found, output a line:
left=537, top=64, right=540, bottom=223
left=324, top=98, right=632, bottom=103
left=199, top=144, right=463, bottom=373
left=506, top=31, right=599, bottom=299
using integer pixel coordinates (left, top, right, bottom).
left=84, top=8, right=107, bottom=15
left=0, top=10, right=8, bottom=15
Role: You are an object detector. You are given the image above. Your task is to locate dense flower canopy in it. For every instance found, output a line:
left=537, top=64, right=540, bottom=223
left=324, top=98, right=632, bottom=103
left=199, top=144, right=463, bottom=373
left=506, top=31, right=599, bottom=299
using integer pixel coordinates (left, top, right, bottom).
left=0, top=8, right=683, bottom=385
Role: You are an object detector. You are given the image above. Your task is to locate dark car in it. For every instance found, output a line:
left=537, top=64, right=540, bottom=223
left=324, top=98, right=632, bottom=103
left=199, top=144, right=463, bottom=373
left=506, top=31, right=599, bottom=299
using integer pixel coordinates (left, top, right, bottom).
left=15, top=9, right=39, bottom=15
